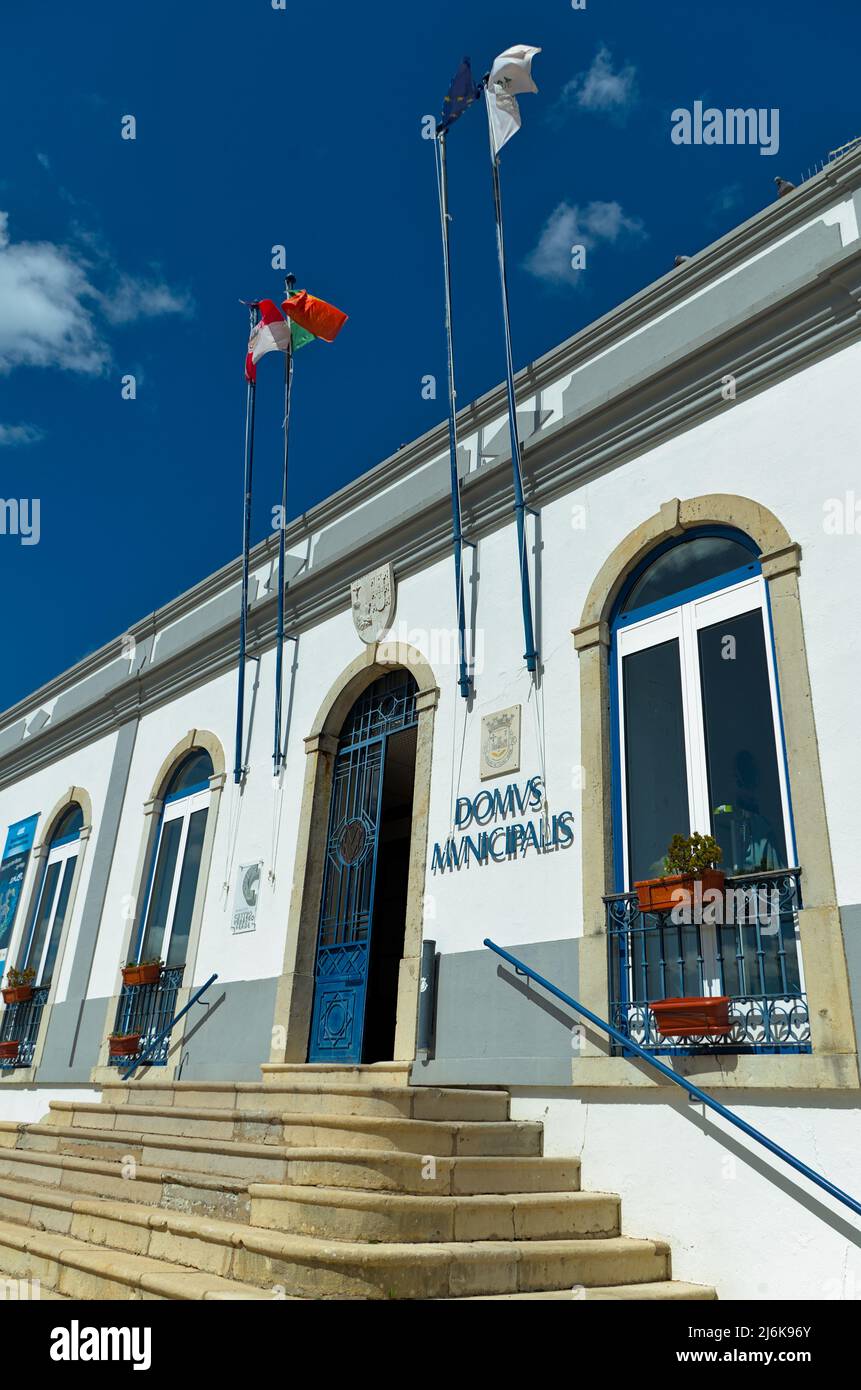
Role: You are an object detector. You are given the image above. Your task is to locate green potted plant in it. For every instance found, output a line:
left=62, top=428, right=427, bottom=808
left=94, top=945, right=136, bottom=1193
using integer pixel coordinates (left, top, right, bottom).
left=635, top=832, right=731, bottom=1038
left=634, top=832, right=725, bottom=914
left=121, top=956, right=163, bottom=987
left=108, top=1031, right=142, bottom=1058
left=2, top=966, right=36, bottom=1005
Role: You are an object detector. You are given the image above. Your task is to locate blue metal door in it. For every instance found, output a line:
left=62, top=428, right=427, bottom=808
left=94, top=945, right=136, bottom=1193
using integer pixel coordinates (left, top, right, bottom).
left=308, top=674, right=417, bottom=1063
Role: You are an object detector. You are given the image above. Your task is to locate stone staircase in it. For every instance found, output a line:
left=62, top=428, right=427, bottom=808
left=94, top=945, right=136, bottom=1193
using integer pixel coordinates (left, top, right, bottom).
left=0, top=1063, right=716, bottom=1300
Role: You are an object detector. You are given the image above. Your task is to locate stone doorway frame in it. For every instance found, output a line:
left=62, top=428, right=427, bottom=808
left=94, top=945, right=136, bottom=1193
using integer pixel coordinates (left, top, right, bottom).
left=271, top=641, right=440, bottom=1065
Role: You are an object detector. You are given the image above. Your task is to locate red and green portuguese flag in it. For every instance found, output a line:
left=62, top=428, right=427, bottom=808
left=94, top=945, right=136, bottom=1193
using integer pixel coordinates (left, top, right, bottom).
left=244, top=291, right=348, bottom=381
left=281, top=288, right=348, bottom=347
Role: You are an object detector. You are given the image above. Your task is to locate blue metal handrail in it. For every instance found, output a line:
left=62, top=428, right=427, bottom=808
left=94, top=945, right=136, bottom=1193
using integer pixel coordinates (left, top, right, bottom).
left=483, top=938, right=861, bottom=1220
left=121, top=973, right=218, bottom=1080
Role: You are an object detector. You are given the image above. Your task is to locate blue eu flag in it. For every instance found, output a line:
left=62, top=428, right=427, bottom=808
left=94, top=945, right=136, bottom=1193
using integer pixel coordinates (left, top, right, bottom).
left=438, top=57, right=481, bottom=133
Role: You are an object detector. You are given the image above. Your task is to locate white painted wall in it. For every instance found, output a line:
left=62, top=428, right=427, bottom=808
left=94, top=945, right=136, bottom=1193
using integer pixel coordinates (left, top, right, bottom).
left=510, top=1089, right=861, bottom=1301
left=3, top=332, right=860, bottom=1003
left=0, top=1087, right=96, bottom=1125
left=416, top=335, right=861, bottom=958
left=0, top=197, right=857, bottom=1077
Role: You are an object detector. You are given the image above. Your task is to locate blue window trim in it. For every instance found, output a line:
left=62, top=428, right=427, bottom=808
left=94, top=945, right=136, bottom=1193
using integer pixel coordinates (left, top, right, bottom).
left=615, top=561, right=762, bottom=630
left=608, top=526, right=794, bottom=893
left=608, top=645, right=627, bottom=893
left=49, top=831, right=82, bottom=849
left=763, top=579, right=800, bottom=869
left=613, top=525, right=761, bottom=627
left=163, top=780, right=211, bottom=805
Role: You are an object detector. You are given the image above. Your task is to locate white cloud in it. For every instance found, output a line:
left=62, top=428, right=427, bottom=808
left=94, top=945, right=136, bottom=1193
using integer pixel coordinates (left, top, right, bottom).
left=98, top=274, right=193, bottom=325
left=524, top=200, right=646, bottom=287
left=555, top=45, right=637, bottom=121
left=0, top=211, right=107, bottom=374
left=0, top=422, right=45, bottom=447
left=0, top=211, right=193, bottom=376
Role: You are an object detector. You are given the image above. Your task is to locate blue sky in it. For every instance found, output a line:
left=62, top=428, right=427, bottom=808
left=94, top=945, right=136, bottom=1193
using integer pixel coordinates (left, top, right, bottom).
left=1, top=0, right=858, bottom=710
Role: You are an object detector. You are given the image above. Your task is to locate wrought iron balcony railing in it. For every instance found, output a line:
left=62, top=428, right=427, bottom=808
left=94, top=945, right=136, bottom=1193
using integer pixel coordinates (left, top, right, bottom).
left=108, top=966, right=184, bottom=1068
left=605, top=868, right=810, bottom=1054
left=0, top=986, right=49, bottom=1069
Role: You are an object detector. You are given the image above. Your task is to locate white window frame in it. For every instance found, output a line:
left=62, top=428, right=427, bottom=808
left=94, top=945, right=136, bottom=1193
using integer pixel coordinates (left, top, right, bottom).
left=615, top=574, right=801, bottom=998
left=29, top=838, right=79, bottom=985
left=137, top=787, right=210, bottom=967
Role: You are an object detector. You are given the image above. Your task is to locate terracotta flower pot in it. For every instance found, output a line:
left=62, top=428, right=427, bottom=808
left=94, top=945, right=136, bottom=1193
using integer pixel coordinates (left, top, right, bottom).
left=2, top=986, right=33, bottom=1005
left=0, top=1040, right=21, bottom=1060
left=108, top=1032, right=141, bottom=1058
left=122, top=963, right=161, bottom=987
left=635, top=869, right=725, bottom=914
left=651, top=996, right=732, bottom=1038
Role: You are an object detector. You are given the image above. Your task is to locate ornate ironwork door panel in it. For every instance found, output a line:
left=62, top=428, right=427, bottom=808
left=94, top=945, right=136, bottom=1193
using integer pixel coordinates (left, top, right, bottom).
left=309, top=740, right=385, bottom=1062
left=308, top=673, right=418, bottom=1064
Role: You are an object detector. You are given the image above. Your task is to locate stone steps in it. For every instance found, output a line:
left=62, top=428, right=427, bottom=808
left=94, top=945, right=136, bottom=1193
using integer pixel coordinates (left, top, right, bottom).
left=249, top=1183, right=621, bottom=1242
left=0, top=1068, right=718, bottom=1300
left=16, top=1121, right=581, bottom=1194
left=0, top=1217, right=273, bottom=1300
left=46, top=1100, right=542, bottom=1156
left=0, top=1170, right=615, bottom=1244
left=0, top=1146, right=251, bottom=1220
left=0, top=1175, right=673, bottom=1299
left=272, top=1151, right=583, bottom=1195
left=98, top=1079, right=510, bottom=1122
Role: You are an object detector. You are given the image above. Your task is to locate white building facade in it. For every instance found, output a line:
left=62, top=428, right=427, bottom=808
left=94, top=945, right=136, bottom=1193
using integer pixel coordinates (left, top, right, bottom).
left=1, top=150, right=861, bottom=1300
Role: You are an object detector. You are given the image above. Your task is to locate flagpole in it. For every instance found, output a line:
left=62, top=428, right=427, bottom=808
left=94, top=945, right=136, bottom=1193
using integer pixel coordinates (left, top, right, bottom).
left=434, top=128, right=471, bottom=700
left=234, top=303, right=259, bottom=785
left=483, top=88, right=538, bottom=675
left=273, top=275, right=295, bottom=773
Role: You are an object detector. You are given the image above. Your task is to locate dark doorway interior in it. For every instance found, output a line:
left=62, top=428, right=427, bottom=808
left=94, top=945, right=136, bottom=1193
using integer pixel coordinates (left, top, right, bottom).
left=362, top=725, right=417, bottom=1062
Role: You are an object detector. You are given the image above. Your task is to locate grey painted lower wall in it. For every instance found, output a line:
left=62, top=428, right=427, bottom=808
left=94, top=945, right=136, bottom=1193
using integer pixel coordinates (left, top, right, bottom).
left=175, top=977, right=278, bottom=1082
left=37, top=996, right=109, bottom=1084
left=411, top=938, right=579, bottom=1087
left=37, top=978, right=279, bottom=1085
left=840, top=905, right=861, bottom=1057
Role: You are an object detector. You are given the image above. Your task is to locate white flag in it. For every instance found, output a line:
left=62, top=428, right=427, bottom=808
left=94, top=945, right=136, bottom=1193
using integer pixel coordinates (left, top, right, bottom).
left=486, top=44, right=541, bottom=154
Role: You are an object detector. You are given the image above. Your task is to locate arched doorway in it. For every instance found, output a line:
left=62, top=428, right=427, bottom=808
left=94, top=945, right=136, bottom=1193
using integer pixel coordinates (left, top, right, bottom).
left=308, top=670, right=419, bottom=1063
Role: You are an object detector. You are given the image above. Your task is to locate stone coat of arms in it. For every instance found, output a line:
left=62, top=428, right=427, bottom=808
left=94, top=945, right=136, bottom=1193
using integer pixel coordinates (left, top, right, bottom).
left=480, top=705, right=521, bottom=780
left=350, top=564, right=396, bottom=645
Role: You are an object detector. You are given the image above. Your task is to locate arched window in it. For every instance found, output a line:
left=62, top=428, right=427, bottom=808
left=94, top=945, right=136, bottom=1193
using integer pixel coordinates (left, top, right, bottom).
left=611, top=527, right=793, bottom=885
left=134, top=749, right=214, bottom=969
left=619, top=534, right=757, bottom=616
left=21, top=803, right=84, bottom=986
